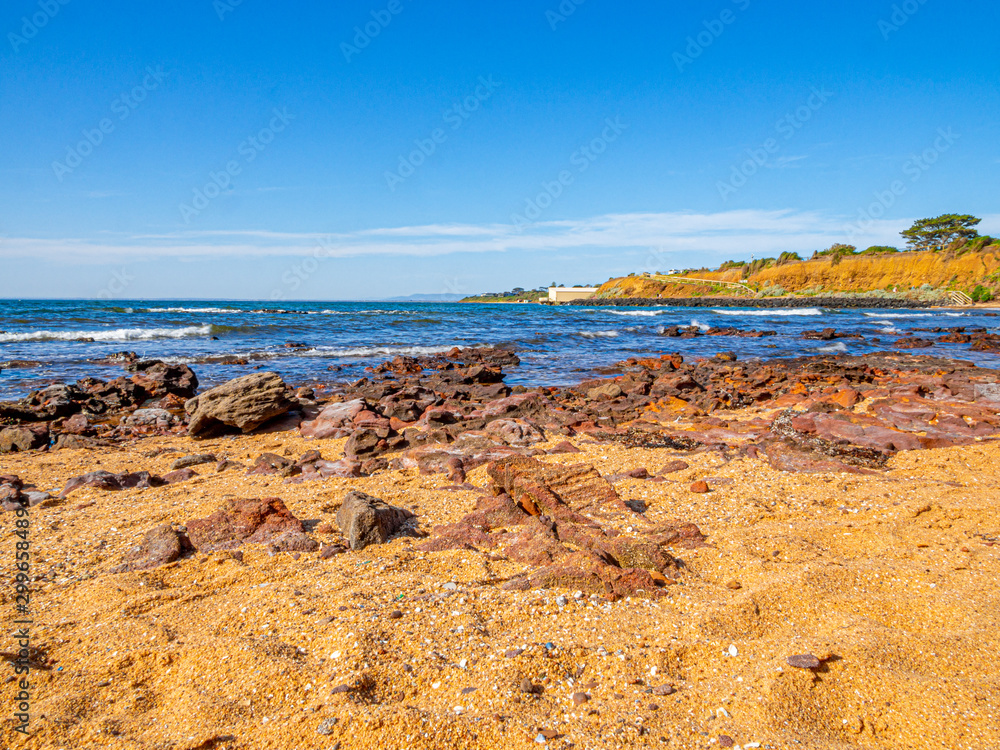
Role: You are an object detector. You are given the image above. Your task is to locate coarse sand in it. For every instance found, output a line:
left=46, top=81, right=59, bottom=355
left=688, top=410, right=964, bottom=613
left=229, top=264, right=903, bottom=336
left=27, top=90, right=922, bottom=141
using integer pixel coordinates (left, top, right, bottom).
left=1, top=429, right=998, bottom=749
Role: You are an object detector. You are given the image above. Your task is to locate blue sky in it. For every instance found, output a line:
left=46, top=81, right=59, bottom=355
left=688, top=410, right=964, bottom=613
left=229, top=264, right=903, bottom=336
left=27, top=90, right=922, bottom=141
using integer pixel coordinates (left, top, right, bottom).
left=1, top=0, right=998, bottom=299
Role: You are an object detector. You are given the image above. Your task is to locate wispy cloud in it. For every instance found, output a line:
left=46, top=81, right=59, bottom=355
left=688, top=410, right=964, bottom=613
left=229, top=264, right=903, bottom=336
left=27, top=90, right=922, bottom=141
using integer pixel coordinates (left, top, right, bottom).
left=4, top=210, right=997, bottom=264
left=765, top=155, right=809, bottom=169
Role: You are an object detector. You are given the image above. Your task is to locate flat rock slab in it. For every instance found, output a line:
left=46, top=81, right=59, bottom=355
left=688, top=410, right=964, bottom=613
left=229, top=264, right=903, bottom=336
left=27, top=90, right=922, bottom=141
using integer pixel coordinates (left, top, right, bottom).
left=60, top=470, right=165, bottom=498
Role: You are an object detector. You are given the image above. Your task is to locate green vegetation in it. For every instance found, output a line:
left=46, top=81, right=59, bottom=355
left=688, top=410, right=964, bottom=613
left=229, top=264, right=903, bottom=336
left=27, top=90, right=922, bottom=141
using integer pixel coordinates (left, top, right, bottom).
left=461, top=286, right=548, bottom=303
left=901, top=214, right=981, bottom=251
left=860, top=245, right=899, bottom=255
left=811, top=243, right=857, bottom=259
left=971, top=285, right=994, bottom=303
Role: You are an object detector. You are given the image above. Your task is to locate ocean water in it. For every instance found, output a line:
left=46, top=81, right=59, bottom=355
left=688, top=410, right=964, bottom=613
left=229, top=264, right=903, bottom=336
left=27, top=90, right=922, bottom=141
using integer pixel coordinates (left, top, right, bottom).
left=1, top=300, right=998, bottom=400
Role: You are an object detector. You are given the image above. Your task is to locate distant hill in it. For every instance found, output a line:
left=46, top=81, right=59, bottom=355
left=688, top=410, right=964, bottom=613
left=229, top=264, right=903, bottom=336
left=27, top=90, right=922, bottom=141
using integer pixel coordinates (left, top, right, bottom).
left=381, top=293, right=466, bottom=302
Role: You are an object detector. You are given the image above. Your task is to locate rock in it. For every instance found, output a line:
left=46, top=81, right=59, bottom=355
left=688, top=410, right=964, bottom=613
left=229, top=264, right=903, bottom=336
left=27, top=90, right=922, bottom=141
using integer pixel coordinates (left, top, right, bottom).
left=170, top=454, right=216, bottom=470
left=59, top=470, right=165, bottom=498
left=483, top=419, right=546, bottom=446
left=124, top=408, right=178, bottom=430
left=185, top=372, right=294, bottom=438
left=216, top=459, right=245, bottom=473
left=247, top=453, right=300, bottom=477
left=786, top=653, right=822, bottom=669
left=689, top=480, right=710, bottom=493
left=0, top=425, right=49, bottom=453
left=163, top=468, right=198, bottom=484
left=125, top=360, right=198, bottom=398
left=547, top=441, right=581, bottom=455
left=185, top=497, right=309, bottom=552
left=487, top=455, right=621, bottom=516
left=388, top=610, right=403, bottom=620
left=725, top=579, right=742, bottom=590
left=572, top=692, right=589, bottom=706
left=52, top=434, right=104, bottom=450
left=111, top=524, right=191, bottom=573
left=59, top=413, right=92, bottom=435
left=588, top=383, right=623, bottom=400
left=658, top=460, right=690, bottom=474
left=299, top=399, right=367, bottom=439
left=894, top=337, right=934, bottom=349
left=335, top=491, right=414, bottom=551
left=652, top=684, right=675, bottom=695
left=316, top=717, right=338, bottom=735
left=267, top=530, right=319, bottom=553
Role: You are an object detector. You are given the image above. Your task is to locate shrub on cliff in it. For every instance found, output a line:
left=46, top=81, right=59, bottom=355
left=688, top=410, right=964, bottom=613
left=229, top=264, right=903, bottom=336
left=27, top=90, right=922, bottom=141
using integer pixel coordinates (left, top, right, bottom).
left=861, top=245, right=899, bottom=255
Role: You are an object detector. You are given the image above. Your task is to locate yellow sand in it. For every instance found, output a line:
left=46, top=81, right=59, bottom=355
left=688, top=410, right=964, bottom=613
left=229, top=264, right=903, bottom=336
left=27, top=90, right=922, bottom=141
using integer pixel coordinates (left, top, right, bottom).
left=1, top=430, right=998, bottom=749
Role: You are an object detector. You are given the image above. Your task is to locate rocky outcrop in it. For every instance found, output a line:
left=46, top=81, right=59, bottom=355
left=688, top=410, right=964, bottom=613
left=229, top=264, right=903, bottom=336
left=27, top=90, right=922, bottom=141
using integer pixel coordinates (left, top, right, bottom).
left=111, top=524, right=191, bottom=573
left=420, top=456, right=703, bottom=598
left=60, top=470, right=166, bottom=498
left=185, top=373, right=294, bottom=438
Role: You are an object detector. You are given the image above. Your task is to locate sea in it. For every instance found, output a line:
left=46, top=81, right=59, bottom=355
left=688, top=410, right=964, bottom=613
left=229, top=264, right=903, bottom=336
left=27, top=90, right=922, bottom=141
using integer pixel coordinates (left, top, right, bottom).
left=1, top=300, right=998, bottom=400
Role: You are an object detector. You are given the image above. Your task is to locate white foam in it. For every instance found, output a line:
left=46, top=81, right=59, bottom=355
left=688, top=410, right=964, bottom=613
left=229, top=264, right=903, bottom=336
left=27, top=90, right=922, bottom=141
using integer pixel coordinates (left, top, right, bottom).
left=144, top=307, right=242, bottom=314
left=0, top=325, right=214, bottom=343
left=578, top=330, right=619, bottom=339
left=713, top=308, right=823, bottom=316
left=690, top=319, right=710, bottom=331
left=606, top=310, right=662, bottom=317
left=818, top=342, right=849, bottom=353
left=296, top=345, right=456, bottom=358
left=861, top=312, right=934, bottom=318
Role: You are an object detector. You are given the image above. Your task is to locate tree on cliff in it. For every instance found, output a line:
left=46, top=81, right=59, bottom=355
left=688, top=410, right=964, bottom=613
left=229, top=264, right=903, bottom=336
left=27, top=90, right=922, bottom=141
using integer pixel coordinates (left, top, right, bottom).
left=901, top=215, right=981, bottom=251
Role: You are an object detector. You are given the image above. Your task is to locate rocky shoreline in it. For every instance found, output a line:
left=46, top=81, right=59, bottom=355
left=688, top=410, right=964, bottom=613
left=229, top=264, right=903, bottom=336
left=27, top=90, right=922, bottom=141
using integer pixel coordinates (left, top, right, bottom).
left=572, top=296, right=935, bottom=308
left=2, top=345, right=999, bottom=748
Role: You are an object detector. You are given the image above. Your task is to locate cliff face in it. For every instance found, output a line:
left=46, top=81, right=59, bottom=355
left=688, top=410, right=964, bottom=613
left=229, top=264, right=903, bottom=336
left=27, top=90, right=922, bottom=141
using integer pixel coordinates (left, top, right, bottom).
left=597, top=249, right=1000, bottom=299
left=752, top=251, right=1000, bottom=292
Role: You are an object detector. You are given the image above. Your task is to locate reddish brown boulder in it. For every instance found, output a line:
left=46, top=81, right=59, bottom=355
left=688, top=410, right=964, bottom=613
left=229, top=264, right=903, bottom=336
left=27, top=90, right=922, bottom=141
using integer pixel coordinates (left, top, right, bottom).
left=185, top=497, right=310, bottom=552
left=112, top=524, right=191, bottom=573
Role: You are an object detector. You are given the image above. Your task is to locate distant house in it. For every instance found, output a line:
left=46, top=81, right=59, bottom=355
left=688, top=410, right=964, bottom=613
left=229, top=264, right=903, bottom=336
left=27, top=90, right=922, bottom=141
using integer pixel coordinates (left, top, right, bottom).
left=548, top=286, right=598, bottom=303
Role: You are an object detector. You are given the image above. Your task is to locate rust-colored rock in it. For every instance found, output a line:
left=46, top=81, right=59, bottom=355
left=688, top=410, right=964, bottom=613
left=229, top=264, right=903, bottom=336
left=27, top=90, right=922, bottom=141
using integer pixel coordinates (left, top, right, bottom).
left=185, top=497, right=309, bottom=552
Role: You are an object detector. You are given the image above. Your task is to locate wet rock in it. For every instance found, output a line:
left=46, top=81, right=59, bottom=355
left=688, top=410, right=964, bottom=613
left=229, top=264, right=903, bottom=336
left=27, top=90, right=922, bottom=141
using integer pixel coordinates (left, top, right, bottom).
left=185, top=372, right=294, bottom=438
left=60, top=470, right=165, bottom=498
left=894, top=337, right=935, bottom=349
left=111, top=524, right=191, bottom=573
left=0, top=424, right=49, bottom=453
left=124, top=360, right=198, bottom=399
left=335, top=490, right=415, bottom=551
left=185, top=497, right=309, bottom=552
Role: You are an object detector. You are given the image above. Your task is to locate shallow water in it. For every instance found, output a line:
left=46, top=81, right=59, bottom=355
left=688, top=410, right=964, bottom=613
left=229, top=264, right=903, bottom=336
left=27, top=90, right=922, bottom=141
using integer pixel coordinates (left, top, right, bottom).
left=1, top=299, right=998, bottom=399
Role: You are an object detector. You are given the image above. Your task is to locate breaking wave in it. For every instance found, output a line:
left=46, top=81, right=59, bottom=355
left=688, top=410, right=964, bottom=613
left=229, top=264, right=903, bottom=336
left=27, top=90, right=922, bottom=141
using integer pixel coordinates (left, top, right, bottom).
left=713, top=308, right=823, bottom=316
left=0, top=325, right=215, bottom=343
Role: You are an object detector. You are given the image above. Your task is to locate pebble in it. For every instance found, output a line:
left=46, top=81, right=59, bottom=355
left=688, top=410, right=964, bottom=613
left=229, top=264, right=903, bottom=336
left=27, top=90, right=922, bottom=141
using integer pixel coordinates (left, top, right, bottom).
left=388, top=610, right=403, bottom=620
left=652, top=684, right=675, bottom=696
left=520, top=678, right=535, bottom=694
left=571, top=692, right=589, bottom=706
left=727, top=644, right=739, bottom=657
left=718, top=736, right=735, bottom=748
left=690, top=480, right=710, bottom=493
left=648, top=703, right=660, bottom=711
left=504, top=648, right=524, bottom=659
left=726, top=579, right=742, bottom=590
left=317, top=717, right=338, bottom=735
left=555, top=595, right=568, bottom=607
left=443, top=582, right=457, bottom=591
left=786, top=653, right=821, bottom=669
